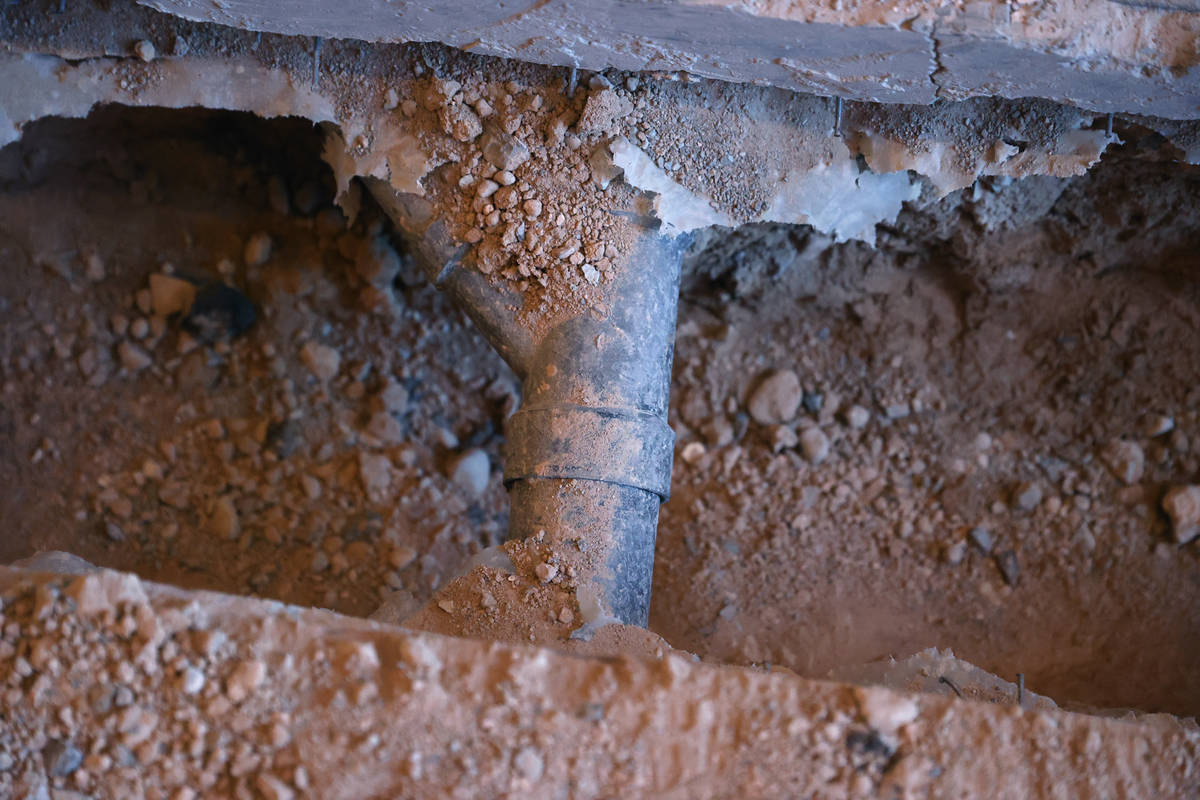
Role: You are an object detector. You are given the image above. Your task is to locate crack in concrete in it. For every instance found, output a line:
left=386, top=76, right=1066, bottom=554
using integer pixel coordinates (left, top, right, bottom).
left=927, top=22, right=948, bottom=100
left=903, top=11, right=945, bottom=103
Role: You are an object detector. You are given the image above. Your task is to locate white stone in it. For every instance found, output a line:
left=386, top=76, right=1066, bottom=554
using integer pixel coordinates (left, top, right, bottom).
left=845, top=405, right=870, bottom=429
left=800, top=427, right=830, bottom=464
left=1163, top=485, right=1200, bottom=544
left=180, top=666, right=205, bottom=695
left=747, top=370, right=802, bottom=426
left=449, top=449, right=489, bottom=497
left=133, top=40, right=156, bottom=62
left=300, top=341, right=341, bottom=381
left=514, top=747, right=544, bottom=781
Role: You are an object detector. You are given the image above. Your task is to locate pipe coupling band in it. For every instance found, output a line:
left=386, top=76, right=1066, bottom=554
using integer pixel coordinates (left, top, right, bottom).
left=503, top=404, right=675, bottom=501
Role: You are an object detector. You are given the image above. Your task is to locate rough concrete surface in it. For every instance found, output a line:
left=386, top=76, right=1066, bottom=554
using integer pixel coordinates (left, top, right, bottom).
left=2, top=566, right=1198, bottom=799
left=140, top=0, right=1200, bottom=117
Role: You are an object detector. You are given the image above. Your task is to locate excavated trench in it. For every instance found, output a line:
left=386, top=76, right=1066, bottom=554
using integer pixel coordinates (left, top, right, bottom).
left=3, top=103, right=1199, bottom=718
left=3, top=2, right=1200, bottom=795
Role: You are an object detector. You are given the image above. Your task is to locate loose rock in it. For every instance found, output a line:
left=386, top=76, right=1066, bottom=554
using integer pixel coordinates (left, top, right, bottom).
left=994, top=549, right=1021, bottom=586
left=42, top=739, right=83, bottom=777
left=845, top=405, right=870, bottom=429
left=133, top=39, right=156, bottom=62
left=225, top=659, right=266, bottom=703
left=968, top=527, right=993, bottom=554
left=300, top=342, right=341, bottom=382
left=1100, top=440, right=1144, bottom=485
left=1162, top=485, right=1200, bottom=544
left=244, top=232, right=272, bottom=266
left=208, top=496, right=240, bottom=539
left=1012, top=481, right=1042, bottom=512
left=800, top=426, right=830, bottom=464
left=448, top=449, right=489, bottom=497
left=149, top=273, right=196, bottom=317
left=747, top=369, right=802, bottom=425
left=481, top=132, right=530, bottom=171
left=118, top=341, right=152, bottom=372
left=576, top=88, right=634, bottom=134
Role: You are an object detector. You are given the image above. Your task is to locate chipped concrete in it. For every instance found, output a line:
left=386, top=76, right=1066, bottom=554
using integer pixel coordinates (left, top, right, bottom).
left=140, top=0, right=1200, bottom=118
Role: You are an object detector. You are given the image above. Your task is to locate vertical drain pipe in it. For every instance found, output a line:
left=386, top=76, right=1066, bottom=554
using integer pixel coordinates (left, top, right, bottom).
left=369, top=185, right=683, bottom=627
left=504, top=231, right=684, bottom=626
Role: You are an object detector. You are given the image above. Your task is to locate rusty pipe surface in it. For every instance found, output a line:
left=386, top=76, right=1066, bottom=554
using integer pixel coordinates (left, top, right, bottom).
left=369, top=180, right=685, bottom=626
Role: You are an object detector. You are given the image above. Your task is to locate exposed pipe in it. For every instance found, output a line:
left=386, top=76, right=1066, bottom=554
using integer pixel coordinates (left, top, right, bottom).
left=369, top=182, right=684, bottom=626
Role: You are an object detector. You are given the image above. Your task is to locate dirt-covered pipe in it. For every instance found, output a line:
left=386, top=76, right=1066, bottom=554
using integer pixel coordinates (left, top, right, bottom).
left=503, top=231, right=684, bottom=626
left=369, top=182, right=683, bottom=626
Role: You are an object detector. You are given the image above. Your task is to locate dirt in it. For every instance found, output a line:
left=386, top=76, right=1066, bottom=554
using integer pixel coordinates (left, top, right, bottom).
left=0, top=107, right=514, bottom=619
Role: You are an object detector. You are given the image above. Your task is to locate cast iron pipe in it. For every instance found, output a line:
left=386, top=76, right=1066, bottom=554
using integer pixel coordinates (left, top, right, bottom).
left=369, top=183, right=684, bottom=627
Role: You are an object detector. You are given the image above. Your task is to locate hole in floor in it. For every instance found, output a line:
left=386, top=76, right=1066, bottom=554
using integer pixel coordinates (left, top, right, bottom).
left=3, top=105, right=1199, bottom=717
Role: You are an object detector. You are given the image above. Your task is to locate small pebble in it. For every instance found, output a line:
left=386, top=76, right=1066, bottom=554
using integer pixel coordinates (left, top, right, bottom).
left=681, top=441, right=706, bottom=463
left=845, top=405, right=870, bottom=429
left=800, top=427, right=830, bottom=464
left=43, top=739, right=83, bottom=777
left=514, top=747, right=544, bottom=781
left=747, top=369, right=802, bottom=425
left=129, top=318, right=149, bottom=339
left=1100, top=440, right=1144, bottom=485
left=255, top=774, right=295, bottom=800
left=208, top=496, right=239, bottom=539
left=117, top=341, right=152, bottom=372
left=149, top=273, right=196, bottom=317
left=179, top=666, right=205, bottom=695
left=1162, top=485, right=1200, bottom=544
left=133, top=40, right=156, bottom=62
left=1012, top=481, right=1042, bottom=512
left=225, top=659, right=266, bottom=703
left=968, top=527, right=992, bottom=554
left=943, top=540, right=967, bottom=565
left=534, top=562, right=558, bottom=583
left=300, top=342, right=341, bottom=382
left=994, top=549, right=1020, bottom=586
left=1143, top=414, right=1174, bottom=438
left=244, top=232, right=272, bottom=266
left=448, top=449, right=489, bottom=497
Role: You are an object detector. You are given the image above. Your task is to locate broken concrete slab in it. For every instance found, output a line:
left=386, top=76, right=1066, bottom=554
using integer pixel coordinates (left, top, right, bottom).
left=2, top=566, right=1197, bottom=798
left=140, top=0, right=1200, bottom=118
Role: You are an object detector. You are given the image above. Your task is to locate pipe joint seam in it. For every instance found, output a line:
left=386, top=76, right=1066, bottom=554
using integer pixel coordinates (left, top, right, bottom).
left=503, top=404, right=675, bottom=501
